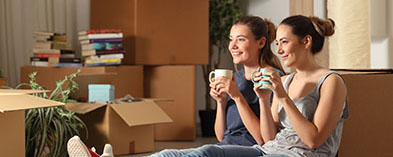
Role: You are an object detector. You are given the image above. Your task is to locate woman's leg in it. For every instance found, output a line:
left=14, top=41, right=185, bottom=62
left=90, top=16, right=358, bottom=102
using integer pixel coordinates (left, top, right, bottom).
left=149, top=148, right=197, bottom=157
left=181, top=144, right=263, bottom=157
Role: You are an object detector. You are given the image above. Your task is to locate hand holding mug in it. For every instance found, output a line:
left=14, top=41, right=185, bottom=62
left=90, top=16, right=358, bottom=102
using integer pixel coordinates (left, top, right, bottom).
left=209, top=69, right=233, bottom=83
left=252, top=68, right=281, bottom=90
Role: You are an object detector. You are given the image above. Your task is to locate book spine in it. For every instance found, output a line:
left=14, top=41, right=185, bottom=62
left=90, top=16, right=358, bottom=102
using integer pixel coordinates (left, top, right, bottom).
left=78, top=29, right=121, bottom=35
left=78, top=33, right=123, bottom=40
left=95, top=50, right=124, bottom=55
left=34, top=53, right=61, bottom=58
left=80, top=38, right=123, bottom=44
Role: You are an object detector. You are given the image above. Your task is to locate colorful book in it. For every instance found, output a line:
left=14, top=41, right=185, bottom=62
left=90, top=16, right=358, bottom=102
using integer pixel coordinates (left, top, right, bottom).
left=56, top=62, right=83, bottom=67
left=93, top=53, right=124, bottom=59
left=85, top=58, right=121, bottom=64
left=59, top=58, right=81, bottom=63
left=84, top=62, right=121, bottom=67
left=78, top=33, right=123, bottom=40
left=81, top=50, right=124, bottom=57
left=81, top=42, right=123, bottom=51
left=80, top=38, right=123, bottom=44
left=34, top=53, right=61, bottom=58
left=78, top=29, right=121, bottom=36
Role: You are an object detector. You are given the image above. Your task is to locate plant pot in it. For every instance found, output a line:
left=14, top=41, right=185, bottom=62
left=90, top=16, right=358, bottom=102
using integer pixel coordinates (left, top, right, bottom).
left=0, top=78, right=7, bottom=86
left=198, top=110, right=216, bottom=137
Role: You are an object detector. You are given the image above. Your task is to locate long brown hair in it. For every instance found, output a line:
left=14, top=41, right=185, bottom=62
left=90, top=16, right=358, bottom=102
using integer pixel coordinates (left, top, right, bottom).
left=233, top=15, right=284, bottom=73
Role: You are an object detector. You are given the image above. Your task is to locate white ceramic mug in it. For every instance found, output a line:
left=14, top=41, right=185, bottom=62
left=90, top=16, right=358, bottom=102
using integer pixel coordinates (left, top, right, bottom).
left=209, top=69, right=233, bottom=83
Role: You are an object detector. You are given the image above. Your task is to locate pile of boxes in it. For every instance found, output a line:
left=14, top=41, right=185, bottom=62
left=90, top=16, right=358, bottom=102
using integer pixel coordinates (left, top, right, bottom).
left=20, top=0, right=209, bottom=155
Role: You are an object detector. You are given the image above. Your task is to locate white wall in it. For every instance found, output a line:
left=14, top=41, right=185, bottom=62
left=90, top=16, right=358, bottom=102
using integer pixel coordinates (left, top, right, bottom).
left=370, top=0, right=393, bottom=68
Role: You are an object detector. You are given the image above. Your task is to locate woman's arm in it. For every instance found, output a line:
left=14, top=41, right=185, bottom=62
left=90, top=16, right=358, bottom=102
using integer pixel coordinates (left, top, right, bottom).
left=215, top=76, right=264, bottom=145
left=214, top=100, right=227, bottom=142
left=255, top=75, right=284, bottom=143
left=279, top=74, right=346, bottom=148
left=231, top=95, right=264, bottom=145
left=210, top=81, right=228, bottom=142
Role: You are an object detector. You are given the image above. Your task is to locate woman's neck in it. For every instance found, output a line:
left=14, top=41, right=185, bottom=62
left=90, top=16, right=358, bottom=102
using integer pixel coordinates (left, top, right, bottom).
left=294, top=55, right=324, bottom=79
left=243, top=65, right=261, bottom=80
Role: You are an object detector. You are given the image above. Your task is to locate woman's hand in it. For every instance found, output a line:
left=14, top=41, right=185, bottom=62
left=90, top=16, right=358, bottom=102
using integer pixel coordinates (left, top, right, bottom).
left=258, top=68, right=286, bottom=99
left=210, top=76, right=240, bottom=102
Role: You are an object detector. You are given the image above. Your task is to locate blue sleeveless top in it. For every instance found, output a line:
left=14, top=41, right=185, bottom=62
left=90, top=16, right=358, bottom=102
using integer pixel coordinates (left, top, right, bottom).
left=217, top=69, right=259, bottom=146
left=218, top=69, right=283, bottom=146
left=259, top=71, right=349, bottom=157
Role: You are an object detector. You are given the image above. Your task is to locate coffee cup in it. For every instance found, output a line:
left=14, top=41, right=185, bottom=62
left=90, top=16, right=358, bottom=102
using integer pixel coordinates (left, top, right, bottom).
left=209, top=69, right=233, bottom=83
left=252, top=68, right=280, bottom=89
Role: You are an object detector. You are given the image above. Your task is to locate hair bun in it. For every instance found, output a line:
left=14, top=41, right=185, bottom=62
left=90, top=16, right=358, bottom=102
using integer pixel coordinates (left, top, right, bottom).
left=310, top=16, right=335, bottom=37
left=264, top=18, right=276, bottom=44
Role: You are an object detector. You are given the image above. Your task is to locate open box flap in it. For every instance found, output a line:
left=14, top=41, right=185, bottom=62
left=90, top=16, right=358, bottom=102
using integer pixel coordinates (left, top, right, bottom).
left=0, top=89, right=51, bottom=95
left=110, top=100, right=173, bottom=127
left=65, top=102, right=107, bottom=114
left=0, top=95, right=63, bottom=112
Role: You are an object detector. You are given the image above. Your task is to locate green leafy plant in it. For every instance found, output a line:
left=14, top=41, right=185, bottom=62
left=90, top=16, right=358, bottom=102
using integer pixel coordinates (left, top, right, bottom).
left=202, top=0, right=243, bottom=110
left=14, top=69, right=87, bottom=157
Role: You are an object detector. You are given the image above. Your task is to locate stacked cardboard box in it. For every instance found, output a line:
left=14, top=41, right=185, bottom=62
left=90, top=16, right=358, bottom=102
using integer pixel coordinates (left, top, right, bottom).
left=335, top=70, right=393, bottom=157
left=20, top=0, right=208, bottom=155
left=90, top=0, right=209, bottom=144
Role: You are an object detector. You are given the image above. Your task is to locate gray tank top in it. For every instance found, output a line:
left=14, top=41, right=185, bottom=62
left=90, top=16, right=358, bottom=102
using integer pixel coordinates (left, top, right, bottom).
left=258, top=71, right=349, bottom=157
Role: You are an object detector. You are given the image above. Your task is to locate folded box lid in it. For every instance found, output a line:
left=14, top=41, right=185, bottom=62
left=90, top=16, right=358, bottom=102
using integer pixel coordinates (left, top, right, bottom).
left=65, top=102, right=107, bottom=114
left=110, top=99, right=173, bottom=127
left=0, top=89, right=64, bottom=112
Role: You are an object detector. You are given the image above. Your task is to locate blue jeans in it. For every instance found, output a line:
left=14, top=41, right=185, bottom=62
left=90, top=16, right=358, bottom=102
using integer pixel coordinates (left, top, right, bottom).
left=150, top=144, right=288, bottom=157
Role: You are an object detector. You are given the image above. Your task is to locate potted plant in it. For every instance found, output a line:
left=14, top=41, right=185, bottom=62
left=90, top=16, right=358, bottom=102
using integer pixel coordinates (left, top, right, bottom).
left=14, top=70, right=87, bottom=156
left=0, top=67, right=7, bottom=86
left=199, top=0, right=242, bottom=137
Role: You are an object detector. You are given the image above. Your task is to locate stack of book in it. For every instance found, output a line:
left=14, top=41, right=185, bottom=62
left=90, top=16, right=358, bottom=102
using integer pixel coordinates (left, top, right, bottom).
left=53, top=33, right=82, bottom=67
left=78, top=29, right=124, bottom=67
left=31, top=32, right=82, bottom=67
left=31, top=32, right=60, bottom=67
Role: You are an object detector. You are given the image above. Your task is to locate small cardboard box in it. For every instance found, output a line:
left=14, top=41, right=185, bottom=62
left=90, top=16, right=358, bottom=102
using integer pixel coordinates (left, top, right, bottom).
left=20, top=65, right=144, bottom=101
left=0, top=89, right=64, bottom=157
left=66, top=99, right=173, bottom=155
left=88, top=84, right=115, bottom=102
left=335, top=70, right=393, bottom=157
left=144, top=65, right=196, bottom=141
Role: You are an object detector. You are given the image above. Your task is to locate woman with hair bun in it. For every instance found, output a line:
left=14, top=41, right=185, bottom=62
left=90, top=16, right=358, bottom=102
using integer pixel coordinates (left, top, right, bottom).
left=178, top=15, right=349, bottom=157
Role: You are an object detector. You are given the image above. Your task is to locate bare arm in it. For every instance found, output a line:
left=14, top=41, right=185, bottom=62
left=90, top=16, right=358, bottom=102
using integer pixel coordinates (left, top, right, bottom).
left=278, top=74, right=346, bottom=148
left=214, top=100, right=227, bottom=142
left=254, top=75, right=285, bottom=143
left=215, top=76, right=263, bottom=145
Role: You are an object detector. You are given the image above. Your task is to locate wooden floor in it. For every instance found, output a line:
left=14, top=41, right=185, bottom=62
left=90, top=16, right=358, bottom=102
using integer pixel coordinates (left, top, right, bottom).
left=121, top=137, right=219, bottom=157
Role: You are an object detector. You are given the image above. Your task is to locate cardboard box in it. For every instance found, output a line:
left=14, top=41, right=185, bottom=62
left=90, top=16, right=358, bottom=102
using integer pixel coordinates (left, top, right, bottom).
left=144, top=65, right=196, bottom=140
left=335, top=70, right=393, bottom=157
left=88, top=84, right=115, bottom=102
left=20, top=65, right=143, bottom=101
left=0, top=89, right=64, bottom=157
left=90, top=0, right=209, bottom=65
left=66, top=99, right=172, bottom=155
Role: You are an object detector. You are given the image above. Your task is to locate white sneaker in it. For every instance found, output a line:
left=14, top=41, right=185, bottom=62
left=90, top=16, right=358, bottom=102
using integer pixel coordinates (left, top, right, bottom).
left=67, top=136, right=100, bottom=157
left=101, top=144, right=114, bottom=157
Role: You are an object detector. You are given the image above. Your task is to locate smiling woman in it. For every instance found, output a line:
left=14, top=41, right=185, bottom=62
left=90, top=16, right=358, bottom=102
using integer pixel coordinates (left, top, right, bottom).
left=169, top=15, right=348, bottom=157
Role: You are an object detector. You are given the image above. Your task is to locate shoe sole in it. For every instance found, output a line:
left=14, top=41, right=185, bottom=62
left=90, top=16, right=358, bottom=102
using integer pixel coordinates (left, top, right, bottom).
left=67, top=137, right=91, bottom=157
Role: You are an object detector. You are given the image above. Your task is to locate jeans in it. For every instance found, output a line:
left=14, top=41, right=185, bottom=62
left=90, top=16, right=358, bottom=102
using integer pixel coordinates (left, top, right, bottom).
left=150, top=144, right=289, bottom=157
left=149, top=148, right=196, bottom=157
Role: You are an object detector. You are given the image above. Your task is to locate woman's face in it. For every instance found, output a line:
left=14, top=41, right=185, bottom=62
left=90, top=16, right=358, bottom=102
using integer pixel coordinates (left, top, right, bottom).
left=228, top=24, right=264, bottom=66
left=275, top=24, right=306, bottom=68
